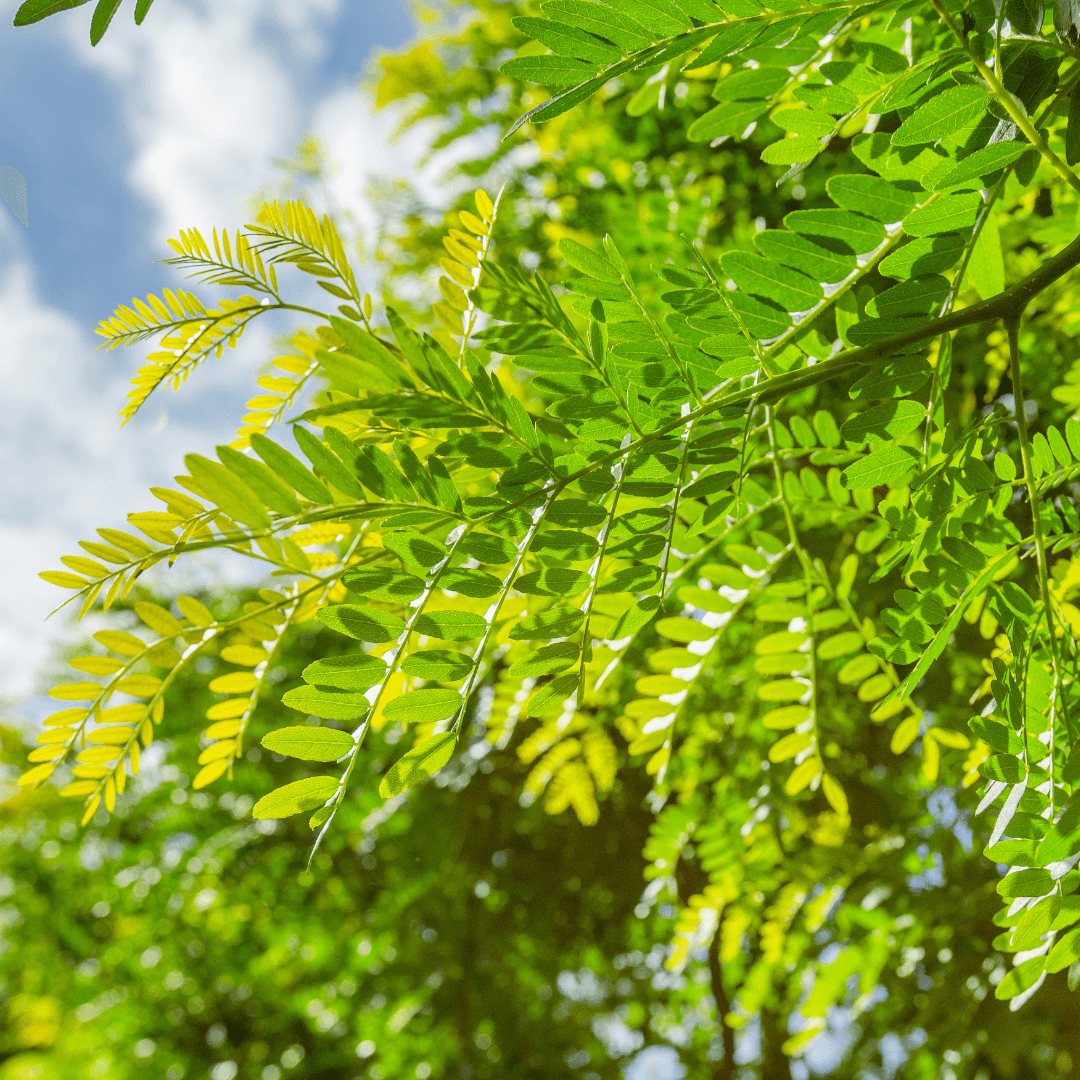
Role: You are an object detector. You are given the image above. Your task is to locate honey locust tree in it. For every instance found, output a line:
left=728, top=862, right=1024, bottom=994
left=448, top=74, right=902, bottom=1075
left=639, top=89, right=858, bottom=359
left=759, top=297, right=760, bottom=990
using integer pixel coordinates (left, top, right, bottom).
left=13, top=0, right=1080, bottom=1073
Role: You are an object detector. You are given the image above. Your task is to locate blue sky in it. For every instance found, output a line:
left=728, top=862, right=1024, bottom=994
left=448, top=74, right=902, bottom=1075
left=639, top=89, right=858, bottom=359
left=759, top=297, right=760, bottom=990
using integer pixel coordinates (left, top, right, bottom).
left=1, top=0, right=417, bottom=324
left=0, top=0, right=453, bottom=696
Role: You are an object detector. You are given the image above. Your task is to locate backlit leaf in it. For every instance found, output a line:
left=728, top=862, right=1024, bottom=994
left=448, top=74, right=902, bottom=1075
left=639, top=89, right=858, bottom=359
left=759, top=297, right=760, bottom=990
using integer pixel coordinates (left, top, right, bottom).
left=261, top=726, right=354, bottom=761
left=252, top=776, right=339, bottom=820
left=379, top=732, right=457, bottom=797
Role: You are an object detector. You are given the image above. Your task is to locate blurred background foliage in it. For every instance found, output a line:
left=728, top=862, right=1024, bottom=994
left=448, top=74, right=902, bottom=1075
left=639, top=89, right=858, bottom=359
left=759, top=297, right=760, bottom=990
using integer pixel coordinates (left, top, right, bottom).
left=7, top=1, right=1080, bottom=1078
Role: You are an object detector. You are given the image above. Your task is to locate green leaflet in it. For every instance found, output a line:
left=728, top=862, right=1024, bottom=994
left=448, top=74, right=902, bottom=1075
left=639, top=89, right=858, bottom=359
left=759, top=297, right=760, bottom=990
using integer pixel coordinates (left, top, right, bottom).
left=817, top=631, right=864, bottom=659
left=413, top=611, right=487, bottom=641
left=281, top=686, right=371, bottom=722
left=559, top=239, right=621, bottom=283
left=794, top=80, right=858, bottom=116
left=1035, top=797, right=1080, bottom=866
left=903, top=192, right=981, bottom=237
left=317, top=605, right=406, bottom=643
left=761, top=135, right=822, bottom=167
left=89, top=0, right=121, bottom=44
left=343, top=567, right=426, bottom=603
left=865, top=276, right=950, bottom=318
left=261, top=726, right=354, bottom=761
left=509, top=607, right=586, bottom=640
left=997, top=868, right=1054, bottom=899
left=878, top=234, right=966, bottom=279
left=382, top=689, right=463, bottom=725
left=508, top=641, right=580, bottom=678
left=615, top=0, right=690, bottom=35
left=840, top=402, right=926, bottom=445
left=540, top=0, right=653, bottom=53
left=966, top=212, right=1004, bottom=299
left=501, top=54, right=600, bottom=86
left=753, top=230, right=855, bottom=284
left=968, top=716, right=1023, bottom=755
left=302, top=655, right=387, bottom=691
left=526, top=672, right=579, bottom=717
left=252, top=776, right=339, bottom=820
left=849, top=356, right=932, bottom=399
left=728, top=292, right=790, bottom=338
left=379, top=732, right=457, bottom=798
left=382, top=532, right=447, bottom=569
left=597, top=564, right=662, bottom=594
left=184, top=454, right=270, bottom=531
left=712, top=66, right=790, bottom=102
left=294, top=426, right=366, bottom=499
left=250, top=433, right=332, bottom=504
left=771, top=108, right=834, bottom=138
left=400, top=650, right=475, bottom=681
left=216, top=445, right=303, bottom=516
left=440, top=568, right=504, bottom=598
left=1047, top=927, right=1080, bottom=974
left=891, top=85, right=989, bottom=146
left=994, top=955, right=1046, bottom=1000
left=515, top=568, right=592, bottom=596
left=719, top=252, right=822, bottom=311
left=784, top=209, right=885, bottom=254
left=688, top=100, right=766, bottom=142
left=841, top=446, right=918, bottom=488
left=531, top=530, right=601, bottom=560
left=455, top=532, right=517, bottom=564
left=852, top=131, right=950, bottom=183
left=511, top=16, right=624, bottom=64
left=929, top=143, right=1028, bottom=190
left=825, top=175, right=920, bottom=224
left=14, top=0, right=93, bottom=27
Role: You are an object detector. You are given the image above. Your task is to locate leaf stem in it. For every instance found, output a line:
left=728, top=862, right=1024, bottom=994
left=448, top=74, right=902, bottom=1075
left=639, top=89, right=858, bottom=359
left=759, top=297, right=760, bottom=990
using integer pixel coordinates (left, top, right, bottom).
left=767, top=411, right=821, bottom=776
left=1005, top=314, right=1064, bottom=808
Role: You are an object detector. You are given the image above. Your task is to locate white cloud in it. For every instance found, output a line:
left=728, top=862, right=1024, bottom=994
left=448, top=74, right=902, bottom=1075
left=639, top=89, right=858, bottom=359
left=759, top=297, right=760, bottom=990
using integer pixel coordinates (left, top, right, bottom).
left=67, top=0, right=341, bottom=240
left=311, top=86, right=500, bottom=246
left=0, top=249, right=218, bottom=697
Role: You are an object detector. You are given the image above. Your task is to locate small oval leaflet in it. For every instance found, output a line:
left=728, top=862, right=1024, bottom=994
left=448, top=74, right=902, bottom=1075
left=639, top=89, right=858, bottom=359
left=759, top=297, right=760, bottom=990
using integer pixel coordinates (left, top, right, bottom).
left=841, top=445, right=917, bottom=489
left=508, top=641, right=580, bottom=678
left=318, top=604, right=406, bottom=643
left=343, top=567, right=426, bottom=603
left=281, top=685, right=371, bottom=721
left=514, top=568, right=592, bottom=597
left=840, top=401, right=926, bottom=445
left=382, top=531, right=446, bottom=568
left=382, top=688, right=463, bottom=725
left=891, top=84, right=988, bottom=147
left=527, top=672, right=579, bottom=717
left=413, top=610, right=487, bottom=641
left=262, top=725, right=354, bottom=761
left=302, top=654, right=387, bottom=690
left=379, top=732, right=457, bottom=798
left=400, top=650, right=475, bottom=681
left=252, top=775, right=339, bottom=820
left=509, top=606, right=586, bottom=641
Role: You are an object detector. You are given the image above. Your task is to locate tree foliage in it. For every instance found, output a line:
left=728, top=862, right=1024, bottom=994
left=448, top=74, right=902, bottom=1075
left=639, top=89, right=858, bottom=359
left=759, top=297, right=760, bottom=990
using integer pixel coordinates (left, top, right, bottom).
left=15, top=0, right=1080, bottom=1067
left=13, top=0, right=156, bottom=46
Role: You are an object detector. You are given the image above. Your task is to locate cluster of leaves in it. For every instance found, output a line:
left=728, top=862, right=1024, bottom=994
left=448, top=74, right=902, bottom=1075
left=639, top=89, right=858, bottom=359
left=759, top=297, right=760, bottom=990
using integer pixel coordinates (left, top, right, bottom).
left=13, top=0, right=156, bottom=46
left=15, top=0, right=1080, bottom=1064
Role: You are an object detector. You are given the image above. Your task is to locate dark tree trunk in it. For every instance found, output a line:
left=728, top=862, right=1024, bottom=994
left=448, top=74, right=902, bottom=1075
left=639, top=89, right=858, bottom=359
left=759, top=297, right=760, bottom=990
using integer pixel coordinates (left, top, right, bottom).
left=707, top=923, right=735, bottom=1080
left=760, top=1007, right=791, bottom=1080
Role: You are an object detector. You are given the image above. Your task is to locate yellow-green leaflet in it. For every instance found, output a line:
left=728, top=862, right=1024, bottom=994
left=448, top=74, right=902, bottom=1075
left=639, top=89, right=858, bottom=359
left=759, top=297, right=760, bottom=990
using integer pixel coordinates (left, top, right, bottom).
left=380, top=733, right=457, bottom=798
